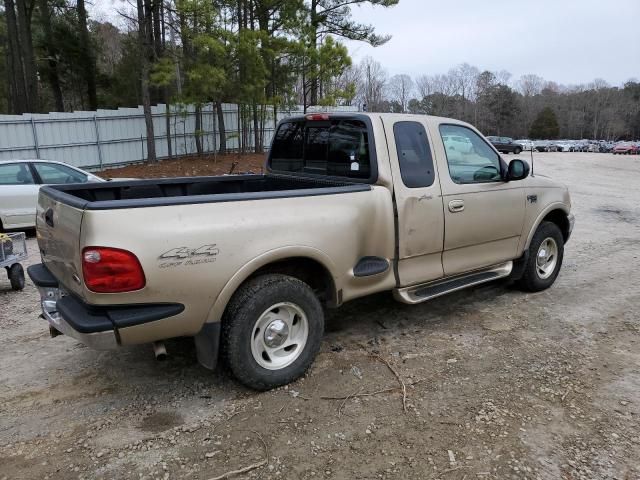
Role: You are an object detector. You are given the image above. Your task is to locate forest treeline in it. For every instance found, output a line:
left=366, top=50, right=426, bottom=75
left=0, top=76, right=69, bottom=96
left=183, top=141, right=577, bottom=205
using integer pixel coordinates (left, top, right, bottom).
left=1, top=1, right=638, bottom=161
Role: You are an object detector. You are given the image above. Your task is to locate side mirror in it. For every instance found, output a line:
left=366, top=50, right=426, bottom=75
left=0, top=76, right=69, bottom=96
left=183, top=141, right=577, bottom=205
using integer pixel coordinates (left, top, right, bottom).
left=505, top=159, right=530, bottom=181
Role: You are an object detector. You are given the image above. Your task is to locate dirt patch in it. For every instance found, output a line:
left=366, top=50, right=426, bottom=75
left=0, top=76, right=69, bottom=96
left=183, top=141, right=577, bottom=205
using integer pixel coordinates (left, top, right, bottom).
left=594, top=206, right=638, bottom=224
left=140, top=411, right=185, bottom=433
left=97, top=153, right=266, bottom=179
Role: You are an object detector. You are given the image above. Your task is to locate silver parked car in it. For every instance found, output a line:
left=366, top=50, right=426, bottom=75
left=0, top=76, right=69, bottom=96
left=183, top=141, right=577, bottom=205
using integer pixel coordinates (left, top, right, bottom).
left=515, top=140, right=535, bottom=151
left=0, top=160, right=104, bottom=230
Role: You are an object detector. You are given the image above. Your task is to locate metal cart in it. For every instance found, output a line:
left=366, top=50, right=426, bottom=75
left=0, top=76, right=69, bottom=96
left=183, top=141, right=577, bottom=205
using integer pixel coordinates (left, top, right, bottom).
left=1, top=232, right=27, bottom=291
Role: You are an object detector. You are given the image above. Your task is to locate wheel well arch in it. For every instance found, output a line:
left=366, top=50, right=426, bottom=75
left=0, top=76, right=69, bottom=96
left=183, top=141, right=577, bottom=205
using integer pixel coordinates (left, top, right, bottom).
left=248, top=257, right=337, bottom=305
left=522, top=204, right=571, bottom=252
left=541, top=209, right=570, bottom=242
left=204, top=249, right=339, bottom=327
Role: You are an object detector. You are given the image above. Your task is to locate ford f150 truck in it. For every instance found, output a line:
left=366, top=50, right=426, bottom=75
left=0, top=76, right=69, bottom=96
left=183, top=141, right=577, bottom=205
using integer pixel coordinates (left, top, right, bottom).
left=28, top=113, right=574, bottom=390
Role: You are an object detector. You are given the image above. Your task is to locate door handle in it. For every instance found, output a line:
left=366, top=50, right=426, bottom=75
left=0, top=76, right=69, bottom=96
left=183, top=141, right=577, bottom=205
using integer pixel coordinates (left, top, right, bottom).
left=448, top=199, right=465, bottom=213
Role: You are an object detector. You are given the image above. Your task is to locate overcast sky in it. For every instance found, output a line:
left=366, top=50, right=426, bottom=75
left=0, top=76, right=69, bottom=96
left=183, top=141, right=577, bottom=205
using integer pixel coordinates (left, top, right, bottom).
left=344, top=0, right=639, bottom=86
left=91, top=0, right=639, bottom=86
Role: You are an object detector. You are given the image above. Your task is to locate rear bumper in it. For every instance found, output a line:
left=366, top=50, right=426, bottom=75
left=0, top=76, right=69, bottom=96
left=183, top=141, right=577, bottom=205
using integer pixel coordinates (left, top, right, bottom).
left=27, top=263, right=184, bottom=350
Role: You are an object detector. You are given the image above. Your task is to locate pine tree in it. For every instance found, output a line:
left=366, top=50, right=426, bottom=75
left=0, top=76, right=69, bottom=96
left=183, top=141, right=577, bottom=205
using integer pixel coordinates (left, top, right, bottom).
left=529, top=107, right=560, bottom=139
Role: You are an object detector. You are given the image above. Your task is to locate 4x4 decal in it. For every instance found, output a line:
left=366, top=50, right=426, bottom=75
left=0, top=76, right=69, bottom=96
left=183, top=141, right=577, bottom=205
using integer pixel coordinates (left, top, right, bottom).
left=159, top=244, right=219, bottom=268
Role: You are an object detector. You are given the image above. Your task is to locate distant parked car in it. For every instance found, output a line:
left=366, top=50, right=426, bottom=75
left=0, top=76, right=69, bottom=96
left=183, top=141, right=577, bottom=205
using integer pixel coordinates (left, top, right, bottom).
left=612, top=143, right=639, bottom=155
left=587, top=143, right=600, bottom=153
left=0, top=160, right=105, bottom=230
left=599, top=142, right=614, bottom=153
left=534, top=141, right=558, bottom=152
left=555, top=141, right=574, bottom=152
left=515, top=139, right=535, bottom=151
left=486, top=136, right=523, bottom=154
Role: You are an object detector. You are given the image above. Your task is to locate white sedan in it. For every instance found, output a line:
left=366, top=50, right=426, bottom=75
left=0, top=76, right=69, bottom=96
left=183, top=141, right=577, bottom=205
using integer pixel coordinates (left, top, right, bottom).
left=0, top=160, right=104, bottom=230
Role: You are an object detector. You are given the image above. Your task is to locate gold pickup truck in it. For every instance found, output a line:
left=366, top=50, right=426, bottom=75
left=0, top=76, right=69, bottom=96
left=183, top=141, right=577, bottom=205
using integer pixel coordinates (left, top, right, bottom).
left=28, top=113, right=574, bottom=390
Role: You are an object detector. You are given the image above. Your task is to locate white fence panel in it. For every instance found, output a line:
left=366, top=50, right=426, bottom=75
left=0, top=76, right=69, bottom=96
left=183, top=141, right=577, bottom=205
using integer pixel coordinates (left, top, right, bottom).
left=0, top=103, right=358, bottom=170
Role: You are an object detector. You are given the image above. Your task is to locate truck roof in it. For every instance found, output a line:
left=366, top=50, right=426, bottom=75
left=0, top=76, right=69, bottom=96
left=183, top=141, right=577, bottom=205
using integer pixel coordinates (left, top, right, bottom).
left=289, top=112, right=472, bottom=127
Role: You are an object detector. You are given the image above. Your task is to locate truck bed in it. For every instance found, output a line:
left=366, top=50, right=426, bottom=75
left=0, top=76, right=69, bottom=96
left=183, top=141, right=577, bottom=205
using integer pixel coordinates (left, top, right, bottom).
left=41, top=174, right=370, bottom=210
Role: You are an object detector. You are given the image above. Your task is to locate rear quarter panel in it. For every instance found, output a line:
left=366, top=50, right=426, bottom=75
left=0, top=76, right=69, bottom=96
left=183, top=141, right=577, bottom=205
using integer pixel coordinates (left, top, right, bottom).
left=79, top=187, right=396, bottom=344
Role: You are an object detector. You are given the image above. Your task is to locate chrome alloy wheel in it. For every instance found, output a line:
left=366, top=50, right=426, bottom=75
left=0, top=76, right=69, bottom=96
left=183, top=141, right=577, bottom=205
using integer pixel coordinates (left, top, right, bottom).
left=536, top=237, right=558, bottom=280
left=250, top=302, right=309, bottom=370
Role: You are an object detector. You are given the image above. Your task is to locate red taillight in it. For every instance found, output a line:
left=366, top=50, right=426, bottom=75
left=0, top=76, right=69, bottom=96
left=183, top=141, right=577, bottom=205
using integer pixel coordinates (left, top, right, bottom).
left=82, top=247, right=146, bottom=293
left=305, top=113, right=330, bottom=121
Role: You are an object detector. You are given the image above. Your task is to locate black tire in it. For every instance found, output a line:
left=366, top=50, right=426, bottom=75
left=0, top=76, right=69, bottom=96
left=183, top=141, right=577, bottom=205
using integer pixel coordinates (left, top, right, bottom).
left=220, top=274, right=324, bottom=390
left=516, top=222, right=564, bottom=292
left=514, top=147, right=522, bottom=155
left=8, top=263, right=25, bottom=291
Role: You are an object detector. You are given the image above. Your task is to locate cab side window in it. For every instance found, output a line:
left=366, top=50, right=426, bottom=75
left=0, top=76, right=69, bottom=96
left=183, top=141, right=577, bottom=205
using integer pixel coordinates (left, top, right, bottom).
left=394, top=121, right=435, bottom=188
left=440, top=124, right=502, bottom=184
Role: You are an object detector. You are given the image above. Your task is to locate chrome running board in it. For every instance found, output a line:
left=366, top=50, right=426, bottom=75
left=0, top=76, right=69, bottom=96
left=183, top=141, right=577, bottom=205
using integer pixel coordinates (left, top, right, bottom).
left=393, top=261, right=513, bottom=305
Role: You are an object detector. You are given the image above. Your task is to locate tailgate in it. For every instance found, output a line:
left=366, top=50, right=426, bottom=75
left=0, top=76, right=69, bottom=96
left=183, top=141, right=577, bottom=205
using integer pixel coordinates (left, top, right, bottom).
left=36, top=188, right=85, bottom=296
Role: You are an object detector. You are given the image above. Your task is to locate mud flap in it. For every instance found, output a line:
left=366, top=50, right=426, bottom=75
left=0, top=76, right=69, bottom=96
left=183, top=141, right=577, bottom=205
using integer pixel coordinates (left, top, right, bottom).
left=510, top=251, right=530, bottom=281
left=194, top=322, right=221, bottom=370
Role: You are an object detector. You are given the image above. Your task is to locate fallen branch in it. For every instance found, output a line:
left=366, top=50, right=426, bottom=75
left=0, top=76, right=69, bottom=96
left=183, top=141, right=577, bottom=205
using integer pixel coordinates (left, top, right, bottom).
left=373, top=354, right=408, bottom=413
left=321, top=386, right=398, bottom=401
left=338, top=387, right=363, bottom=416
left=321, top=379, right=423, bottom=401
left=208, top=431, right=268, bottom=480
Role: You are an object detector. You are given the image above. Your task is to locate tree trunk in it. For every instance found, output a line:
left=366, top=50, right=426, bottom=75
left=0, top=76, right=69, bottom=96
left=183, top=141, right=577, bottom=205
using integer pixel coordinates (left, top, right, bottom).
left=152, top=0, right=162, bottom=57
left=38, top=0, right=63, bottom=111
left=77, top=0, right=97, bottom=110
left=309, top=0, right=319, bottom=106
left=3, top=0, right=28, bottom=114
left=15, top=0, right=39, bottom=112
left=137, top=0, right=156, bottom=162
left=216, top=101, right=226, bottom=154
left=151, top=0, right=163, bottom=104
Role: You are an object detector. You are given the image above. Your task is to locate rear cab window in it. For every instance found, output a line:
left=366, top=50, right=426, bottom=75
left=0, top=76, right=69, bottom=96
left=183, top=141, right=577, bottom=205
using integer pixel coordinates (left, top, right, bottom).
left=393, top=121, right=435, bottom=188
left=269, top=117, right=375, bottom=182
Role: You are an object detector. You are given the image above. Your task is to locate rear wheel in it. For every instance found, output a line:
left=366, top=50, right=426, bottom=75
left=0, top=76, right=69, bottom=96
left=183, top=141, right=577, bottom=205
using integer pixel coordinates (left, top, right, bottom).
left=514, top=147, right=522, bottom=154
left=221, top=274, right=324, bottom=390
left=516, top=222, right=564, bottom=292
left=8, top=263, right=25, bottom=291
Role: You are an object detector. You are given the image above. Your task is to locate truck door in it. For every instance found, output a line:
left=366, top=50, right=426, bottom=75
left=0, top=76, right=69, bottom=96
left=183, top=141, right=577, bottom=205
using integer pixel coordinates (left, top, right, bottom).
left=383, top=118, right=445, bottom=286
left=431, top=122, right=526, bottom=276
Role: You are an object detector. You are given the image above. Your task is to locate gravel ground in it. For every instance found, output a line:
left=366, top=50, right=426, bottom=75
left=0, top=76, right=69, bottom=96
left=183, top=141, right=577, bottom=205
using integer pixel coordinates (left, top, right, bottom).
left=1, top=152, right=639, bottom=480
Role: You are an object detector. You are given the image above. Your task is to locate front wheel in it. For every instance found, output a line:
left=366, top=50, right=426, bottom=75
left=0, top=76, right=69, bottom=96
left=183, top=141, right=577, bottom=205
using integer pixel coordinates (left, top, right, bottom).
left=516, top=222, right=564, bottom=292
left=514, top=147, right=522, bottom=154
left=221, top=274, right=324, bottom=390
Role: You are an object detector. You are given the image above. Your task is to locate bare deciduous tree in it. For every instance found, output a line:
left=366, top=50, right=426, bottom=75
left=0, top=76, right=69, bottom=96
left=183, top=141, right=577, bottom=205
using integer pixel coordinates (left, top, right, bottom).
left=388, top=74, right=414, bottom=113
left=357, top=56, right=387, bottom=112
